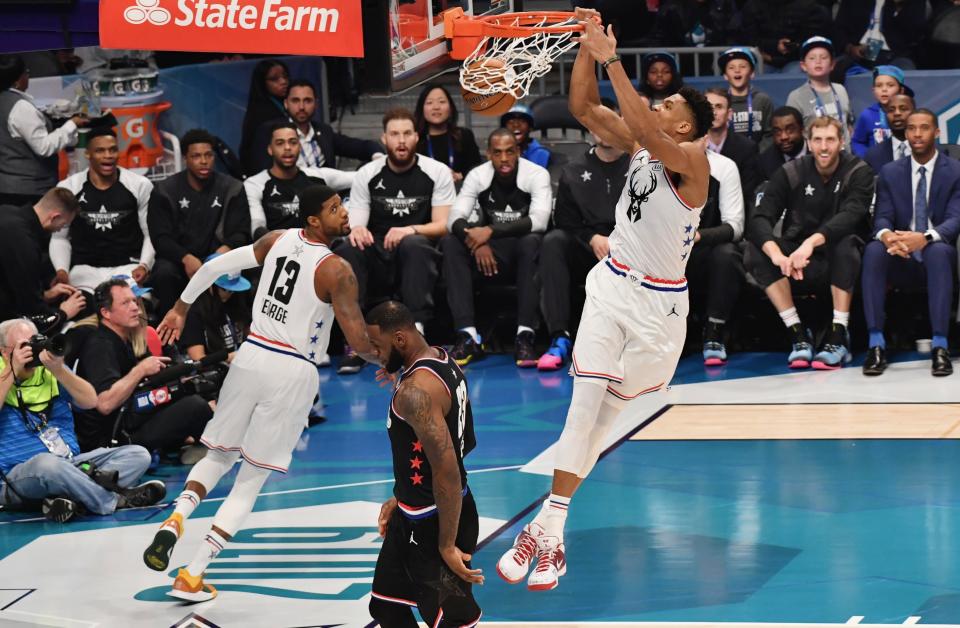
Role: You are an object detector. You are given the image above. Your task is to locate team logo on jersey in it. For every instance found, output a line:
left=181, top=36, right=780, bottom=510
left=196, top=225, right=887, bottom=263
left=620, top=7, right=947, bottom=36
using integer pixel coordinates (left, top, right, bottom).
left=279, top=195, right=300, bottom=217
left=211, top=195, right=222, bottom=208
left=626, top=168, right=657, bottom=222
left=77, top=192, right=87, bottom=204
left=580, top=170, right=592, bottom=182
left=491, top=204, right=524, bottom=223
left=85, top=205, right=123, bottom=231
left=374, top=179, right=386, bottom=190
left=179, top=196, right=190, bottom=208
left=381, top=190, right=425, bottom=217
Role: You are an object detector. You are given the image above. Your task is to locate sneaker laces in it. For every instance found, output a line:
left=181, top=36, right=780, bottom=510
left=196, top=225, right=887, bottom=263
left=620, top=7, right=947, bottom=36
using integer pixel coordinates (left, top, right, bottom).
left=534, top=546, right=560, bottom=573
left=512, top=531, right=539, bottom=566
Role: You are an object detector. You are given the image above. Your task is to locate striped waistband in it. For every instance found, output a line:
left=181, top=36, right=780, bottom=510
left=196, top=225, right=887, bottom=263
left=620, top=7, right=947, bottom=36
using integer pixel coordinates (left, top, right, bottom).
left=397, top=486, right=470, bottom=520
left=604, top=255, right=687, bottom=292
left=246, top=333, right=316, bottom=366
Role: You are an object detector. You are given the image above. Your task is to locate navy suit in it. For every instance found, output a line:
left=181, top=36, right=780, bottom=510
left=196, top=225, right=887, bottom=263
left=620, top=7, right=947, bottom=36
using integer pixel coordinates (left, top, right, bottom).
left=862, top=152, right=960, bottom=338
left=864, top=139, right=894, bottom=173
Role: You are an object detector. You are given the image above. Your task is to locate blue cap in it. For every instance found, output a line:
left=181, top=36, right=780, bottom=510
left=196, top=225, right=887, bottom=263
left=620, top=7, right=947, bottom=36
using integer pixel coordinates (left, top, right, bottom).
left=801, top=36, right=834, bottom=58
left=204, top=253, right=252, bottom=292
left=873, top=64, right=904, bottom=85
left=641, top=51, right=678, bottom=74
left=718, top=47, right=757, bottom=72
left=500, top=103, right=534, bottom=127
left=111, top=274, right=151, bottom=298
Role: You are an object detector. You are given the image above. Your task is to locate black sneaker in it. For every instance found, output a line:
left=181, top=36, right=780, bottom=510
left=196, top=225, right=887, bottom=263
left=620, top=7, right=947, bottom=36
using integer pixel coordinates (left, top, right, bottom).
left=338, top=344, right=366, bottom=375
left=116, top=480, right=167, bottom=510
left=451, top=331, right=485, bottom=366
left=515, top=331, right=538, bottom=368
left=42, top=497, right=78, bottom=523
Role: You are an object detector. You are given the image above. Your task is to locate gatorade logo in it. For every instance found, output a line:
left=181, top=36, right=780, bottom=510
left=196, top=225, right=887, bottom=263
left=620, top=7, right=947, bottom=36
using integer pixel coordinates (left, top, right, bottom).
left=101, top=0, right=363, bottom=56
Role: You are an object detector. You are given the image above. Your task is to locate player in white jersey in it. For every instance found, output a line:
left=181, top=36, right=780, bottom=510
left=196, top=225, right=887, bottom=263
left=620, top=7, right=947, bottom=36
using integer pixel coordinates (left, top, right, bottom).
left=141, top=185, right=379, bottom=602
left=497, top=10, right=715, bottom=591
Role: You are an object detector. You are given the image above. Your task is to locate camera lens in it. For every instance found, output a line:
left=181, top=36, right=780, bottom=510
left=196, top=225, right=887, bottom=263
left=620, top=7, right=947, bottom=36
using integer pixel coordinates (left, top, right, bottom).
left=46, top=334, right=67, bottom=357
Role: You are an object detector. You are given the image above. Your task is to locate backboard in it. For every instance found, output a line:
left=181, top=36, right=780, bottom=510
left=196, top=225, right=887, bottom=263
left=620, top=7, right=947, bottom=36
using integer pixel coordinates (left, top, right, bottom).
left=361, top=0, right=519, bottom=94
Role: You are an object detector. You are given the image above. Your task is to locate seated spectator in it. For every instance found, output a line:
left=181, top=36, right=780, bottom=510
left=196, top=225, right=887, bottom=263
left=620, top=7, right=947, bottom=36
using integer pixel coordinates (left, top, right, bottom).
left=181, top=256, right=251, bottom=362
left=852, top=66, right=911, bottom=157
left=0, top=54, right=89, bottom=207
left=862, top=109, right=960, bottom=377
left=865, top=93, right=916, bottom=172
left=786, top=37, right=854, bottom=148
left=695, top=150, right=747, bottom=366
left=334, top=108, right=455, bottom=374
left=537, top=133, right=629, bottom=371
left=0, top=317, right=165, bottom=522
left=440, top=129, right=551, bottom=367
left=760, top=106, right=808, bottom=180
left=0, top=188, right=85, bottom=327
left=52, top=127, right=155, bottom=302
left=415, top=83, right=483, bottom=185
left=76, top=278, right=213, bottom=457
left=239, top=59, right=290, bottom=176
left=833, top=0, right=924, bottom=77
left=741, top=0, right=831, bottom=72
left=705, top=88, right=762, bottom=198
left=248, top=79, right=383, bottom=173
left=500, top=104, right=551, bottom=168
left=639, top=52, right=683, bottom=107
left=744, top=117, right=873, bottom=370
left=148, top=129, right=250, bottom=317
left=719, top=47, right=775, bottom=149
left=246, top=122, right=354, bottom=239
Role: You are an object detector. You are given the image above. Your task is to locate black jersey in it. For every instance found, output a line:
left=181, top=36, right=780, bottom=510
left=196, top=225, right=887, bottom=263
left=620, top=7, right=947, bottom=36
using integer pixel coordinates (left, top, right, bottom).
left=388, top=347, right=475, bottom=513
left=245, top=166, right=354, bottom=235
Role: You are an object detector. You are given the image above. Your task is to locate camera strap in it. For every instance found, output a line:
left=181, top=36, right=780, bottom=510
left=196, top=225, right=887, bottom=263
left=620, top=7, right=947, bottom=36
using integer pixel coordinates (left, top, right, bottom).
left=12, top=376, right=48, bottom=434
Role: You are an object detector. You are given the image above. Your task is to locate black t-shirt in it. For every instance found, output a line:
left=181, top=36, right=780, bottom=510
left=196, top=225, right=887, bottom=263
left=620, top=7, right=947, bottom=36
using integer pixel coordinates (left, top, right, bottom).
left=75, top=325, right=138, bottom=450
left=554, top=147, right=629, bottom=245
left=181, top=291, right=248, bottom=354
left=417, top=128, right=482, bottom=177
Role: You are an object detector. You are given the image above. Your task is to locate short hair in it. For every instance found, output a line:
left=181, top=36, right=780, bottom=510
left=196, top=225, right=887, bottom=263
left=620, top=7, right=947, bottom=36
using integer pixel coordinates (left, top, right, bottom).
left=269, top=120, right=298, bottom=139
left=0, top=54, right=26, bottom=92
left=181, top=129, right=217, bottom=153
left=36, top=187, right=79, bottom=215
left=366, top=300, right=416, bottom=333
left=382, top=108, right=416, bottom=131
left=771, top=106, right=804, bottom=128
left=805, top=116, right=843, bottom=139
left=887, top=93, right=916, bottom=109
left=909, top=108, right=939, bottom=126
left=86, top=126, right=117, bottom=143
left=487, top=127, right=516, bottom=148
left=678, top=86, right=713, bottom=140
left=94, top=277, right=131, bottom=320
left=287, top=78, right=316, bottom=97
left=299, top=184, right=337, bottom=227
left=0, top=318, right=37, bottom=349
left=705, top=87, right=730, bottom=106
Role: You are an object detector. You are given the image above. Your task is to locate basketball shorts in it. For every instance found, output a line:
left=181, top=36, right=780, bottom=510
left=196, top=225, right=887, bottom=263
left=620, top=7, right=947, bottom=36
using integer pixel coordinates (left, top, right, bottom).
left=571, top=257, right=688, bottom=401
left=371, top=490, right=481, bottom=627
left=200, top=341, right=318, bottom=473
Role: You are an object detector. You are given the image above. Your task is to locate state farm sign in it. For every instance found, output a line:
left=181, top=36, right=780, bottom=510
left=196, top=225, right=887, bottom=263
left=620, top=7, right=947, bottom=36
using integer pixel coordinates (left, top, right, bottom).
left=100, top=0, right=364, bottom=57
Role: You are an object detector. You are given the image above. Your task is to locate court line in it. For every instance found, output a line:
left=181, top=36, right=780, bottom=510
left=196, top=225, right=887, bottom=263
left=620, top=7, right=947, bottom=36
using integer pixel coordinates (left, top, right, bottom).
left=0, top=608, right=98, bottom=627
left=940, top=418, right=960, bottom=438
left=846, top=618, right=864, bottom=625
left=0, top=588, right=35, bottom=611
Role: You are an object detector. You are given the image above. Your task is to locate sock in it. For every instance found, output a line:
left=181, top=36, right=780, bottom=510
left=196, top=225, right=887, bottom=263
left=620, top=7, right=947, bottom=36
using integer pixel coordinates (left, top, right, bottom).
left=415, top=321, right=424, bottom=335
left=186, top=529, right=228, bottom=576
left=833, top=310, right=850, bottom=328
left=517, top=325, right=534, bottom=337
left=543, top=493, right=570, bottom=539
left=460, top=326, right=480, bottom=343
left=779, top=307, right=801, bottom=329
left=166, top=490, right=201, bottom=534
left=707, top=317, right=725, bottom=325
left=531, top=497, right=552, bottom=529
left=868, top=330, right=886, bottom=349
left=933, top=335, right=948, bottom=350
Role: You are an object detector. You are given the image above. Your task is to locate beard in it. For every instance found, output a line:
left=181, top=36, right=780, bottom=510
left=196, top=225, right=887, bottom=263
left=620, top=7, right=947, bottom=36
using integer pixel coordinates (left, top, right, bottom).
left=384, top=346, right=405, bottom=374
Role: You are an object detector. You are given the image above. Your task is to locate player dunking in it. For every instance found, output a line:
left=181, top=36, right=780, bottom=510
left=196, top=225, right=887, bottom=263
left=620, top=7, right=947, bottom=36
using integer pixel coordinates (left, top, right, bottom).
left=365, top=300, right=483, bottom=627
left=142, top=184, right=379, bottom=601
left=497, top=10, right=714, bottom=591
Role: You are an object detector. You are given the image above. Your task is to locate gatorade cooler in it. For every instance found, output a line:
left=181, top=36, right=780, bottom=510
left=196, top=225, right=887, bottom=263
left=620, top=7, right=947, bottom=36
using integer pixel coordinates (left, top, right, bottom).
left=101, top=91, right=171, bottom=169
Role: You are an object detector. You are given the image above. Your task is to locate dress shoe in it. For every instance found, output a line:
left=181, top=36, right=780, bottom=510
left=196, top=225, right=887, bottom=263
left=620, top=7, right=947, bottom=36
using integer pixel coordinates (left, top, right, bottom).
left=932, top=347, right=953, bottom=376
left=862, top=346, right=888, bottom=376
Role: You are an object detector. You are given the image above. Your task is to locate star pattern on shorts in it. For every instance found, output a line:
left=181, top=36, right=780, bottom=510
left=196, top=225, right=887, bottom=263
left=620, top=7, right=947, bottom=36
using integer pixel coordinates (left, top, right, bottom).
left=410, top=456, right=423, bottom=470
left=310, top=335, right=319, bottom=344
left=308, top=351, right=316, bottom=361
left=412, top=440, right=423, bottom=453
left=680, top=251, right=688, bottom=261
left=684, top=224, right=693, bottom=233
left=683, top=236, right=694, bottom=246
left=411, top=472, right=424, bottom=485
left=315, top=321, right=324, bottom=330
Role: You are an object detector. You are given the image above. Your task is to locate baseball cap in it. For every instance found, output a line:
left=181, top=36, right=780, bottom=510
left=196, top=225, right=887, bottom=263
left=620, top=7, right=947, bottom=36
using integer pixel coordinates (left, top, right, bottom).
left=801, top=36, right=834, bottom=59
left=500, top=103, right=534, bottom=128
left=204, top=253, right=252, bottom=292
left=718, top=47, right=757, bottom=73
left=111, top=274, right=151, bottom=297
left=642, top=51, right=679, bottom=75
left=873, top=64, right=915, bottom=96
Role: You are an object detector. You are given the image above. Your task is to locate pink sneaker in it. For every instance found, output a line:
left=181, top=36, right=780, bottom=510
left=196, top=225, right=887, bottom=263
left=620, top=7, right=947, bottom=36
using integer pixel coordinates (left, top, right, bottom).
left=537, top=335, right=572, bottom=371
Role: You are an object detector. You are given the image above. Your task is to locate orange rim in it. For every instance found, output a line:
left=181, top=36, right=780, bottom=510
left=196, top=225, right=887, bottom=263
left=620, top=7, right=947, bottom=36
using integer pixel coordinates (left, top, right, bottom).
left=474, top=11, right=585, bottom=38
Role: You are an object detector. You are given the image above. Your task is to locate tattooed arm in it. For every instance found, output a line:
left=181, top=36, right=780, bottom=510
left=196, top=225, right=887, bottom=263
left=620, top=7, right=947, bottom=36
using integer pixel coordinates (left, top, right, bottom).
left=394, top=373, right=484, bottom=584
left=316, top=256, right=378, bottom=364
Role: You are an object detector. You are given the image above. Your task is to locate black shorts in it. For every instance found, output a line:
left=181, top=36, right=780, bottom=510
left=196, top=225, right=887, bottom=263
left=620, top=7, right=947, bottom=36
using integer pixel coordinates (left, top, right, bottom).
left=371, top=490, right=481, bottom=627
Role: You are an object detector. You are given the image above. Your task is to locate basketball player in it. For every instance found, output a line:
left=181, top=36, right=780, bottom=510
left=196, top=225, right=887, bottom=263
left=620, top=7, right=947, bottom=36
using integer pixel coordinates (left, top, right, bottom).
left=365, top=300, right=483, bottom=628
left=497, top=11, right=714, bottom=591
left=141, top=184, right=379, bottom=602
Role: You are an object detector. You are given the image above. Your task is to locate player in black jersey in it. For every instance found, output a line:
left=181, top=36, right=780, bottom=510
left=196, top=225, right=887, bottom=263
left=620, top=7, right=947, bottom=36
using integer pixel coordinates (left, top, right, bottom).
left=365, top=300, right=483, bottom=628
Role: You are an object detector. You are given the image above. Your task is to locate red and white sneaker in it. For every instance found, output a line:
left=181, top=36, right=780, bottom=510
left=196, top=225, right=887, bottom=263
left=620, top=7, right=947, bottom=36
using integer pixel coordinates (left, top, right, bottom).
left=496, top=522, right=544, bottom=584
left=527, top=536, right=566, bottom=591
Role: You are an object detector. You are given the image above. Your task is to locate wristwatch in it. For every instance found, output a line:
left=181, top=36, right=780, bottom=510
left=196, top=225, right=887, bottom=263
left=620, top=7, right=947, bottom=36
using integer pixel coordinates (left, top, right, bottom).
left=924, top=232, right=935, bottom=243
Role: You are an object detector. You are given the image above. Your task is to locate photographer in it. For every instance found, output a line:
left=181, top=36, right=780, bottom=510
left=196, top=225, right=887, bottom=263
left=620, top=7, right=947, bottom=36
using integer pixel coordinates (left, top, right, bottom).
left=0, top=318, right=165, bottom=522
left=76, top=278, right=213, bottom=459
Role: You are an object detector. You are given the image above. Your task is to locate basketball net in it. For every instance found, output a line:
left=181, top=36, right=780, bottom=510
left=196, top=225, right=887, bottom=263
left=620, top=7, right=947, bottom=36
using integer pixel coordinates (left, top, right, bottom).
left=460, top=14, right=580, bottom=99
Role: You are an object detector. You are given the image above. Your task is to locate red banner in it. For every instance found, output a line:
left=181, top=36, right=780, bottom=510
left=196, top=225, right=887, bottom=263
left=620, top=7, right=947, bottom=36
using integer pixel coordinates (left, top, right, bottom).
left=99, top=0, right=364, bottom=57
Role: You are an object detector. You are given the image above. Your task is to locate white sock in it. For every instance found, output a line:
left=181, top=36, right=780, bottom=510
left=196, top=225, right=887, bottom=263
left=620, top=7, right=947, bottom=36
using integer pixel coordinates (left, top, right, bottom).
left=707, top=317, right=725, bottom=325
left=517, top=325, right=534, bottom=337
left=779, top=307, right=801, bottom=329
left=833, top=310, right=850, bottom=328
left=415, top=321, right=424, bottom=335
left=543, top=493, right=570, bottom=540
left=167, top=490, right=200, bottom=534
left=460, top=326, right=480, bottom=343
left=186, top=529, right=227, bottom=576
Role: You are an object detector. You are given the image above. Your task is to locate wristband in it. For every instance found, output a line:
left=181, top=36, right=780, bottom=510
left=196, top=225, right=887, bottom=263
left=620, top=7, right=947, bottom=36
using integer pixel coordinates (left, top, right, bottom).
left=602, top=55, right=621, bottom=69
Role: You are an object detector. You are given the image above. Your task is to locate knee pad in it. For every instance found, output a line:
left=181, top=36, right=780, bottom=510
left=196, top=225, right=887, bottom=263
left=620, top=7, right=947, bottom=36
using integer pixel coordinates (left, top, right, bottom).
left=185, top=447, right=239, bottom=493
left=578, top=397, right=626, bottom=478
left=554, top=379, right=608, bottom=475
left=211, top=461, right=271, bottom=537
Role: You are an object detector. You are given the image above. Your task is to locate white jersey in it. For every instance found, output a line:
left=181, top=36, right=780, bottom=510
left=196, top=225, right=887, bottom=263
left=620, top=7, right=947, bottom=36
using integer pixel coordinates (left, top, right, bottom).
left=608, top=148, right=704, bottom=282
left=248, top=229, right=335, bottom=365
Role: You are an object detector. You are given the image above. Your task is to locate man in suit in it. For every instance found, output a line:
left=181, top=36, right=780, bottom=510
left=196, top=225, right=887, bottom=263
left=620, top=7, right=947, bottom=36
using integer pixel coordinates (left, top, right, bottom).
left=864, top=93, right=915, bottom=173
left=759, top=106, right=807, bottom=181
left=862, top=109, right=960, bottom=377
left=705, top=88, right=762, bottom=198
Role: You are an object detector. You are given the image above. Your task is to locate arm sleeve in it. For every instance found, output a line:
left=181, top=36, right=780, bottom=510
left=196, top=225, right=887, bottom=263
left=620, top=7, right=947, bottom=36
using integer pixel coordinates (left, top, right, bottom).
left=311, top=167, right=355, bottom=192
left=146, top=188, right=187, bottom=262
left=245, top=176, right=267, bottom=239
left=9, top=101, right=78, bottom=157
left=748, top=168, right=789, bottom=249
left=347, top=166, right=372, bottom=228
left=134, top=176, right=156, bottom=269
left=431, top=165, right=457, bottom=207
left=526, top=164, right=553, bottom=233
left=491, top=216, right=533, bottom=238
left=49, top=227, right=71, bottom=271
left=715, top=159, right=745, bottom=241
left=181, top=245, right=259, bottom=304
left=222, top=188, right=251, bottom=250
left=697, top=223, right=735, bottom=246
left=817, top=166, right=874, bottom=242
left=447, top=170, right=481, bottom=231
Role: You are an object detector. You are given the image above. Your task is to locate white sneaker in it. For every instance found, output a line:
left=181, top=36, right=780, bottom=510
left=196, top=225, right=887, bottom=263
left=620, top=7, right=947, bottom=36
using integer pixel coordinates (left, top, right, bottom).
left=526, top=536, right=566, bottom=591
left=496, top=522, right=544, bottom=584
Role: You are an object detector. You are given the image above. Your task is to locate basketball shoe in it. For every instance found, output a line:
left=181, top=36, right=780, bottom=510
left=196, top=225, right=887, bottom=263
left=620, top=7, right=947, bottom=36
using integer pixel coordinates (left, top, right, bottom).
left=167, top=567, right=217, bottom=603
left=143, top=512, right=183, bottom=571
left=526, top=535, right=566, bottom=591
left=537, top=334, right=571, bottom=371
left=702, top=320, right=727, bottom=366
left=812, top=323, right=851, bottom=370
left=787, top=323, right=814, bottom=369
left=496, top=522, right=544, bottom=583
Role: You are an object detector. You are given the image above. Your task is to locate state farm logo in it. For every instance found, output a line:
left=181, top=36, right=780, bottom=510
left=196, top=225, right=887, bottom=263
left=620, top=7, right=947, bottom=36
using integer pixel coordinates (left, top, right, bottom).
left=120, top=0, right=341, bottom=32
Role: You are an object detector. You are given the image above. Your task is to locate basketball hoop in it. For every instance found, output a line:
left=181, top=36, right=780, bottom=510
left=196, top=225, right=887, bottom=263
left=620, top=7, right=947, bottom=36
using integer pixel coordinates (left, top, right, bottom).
left=444, top=9, right=586, bottom=100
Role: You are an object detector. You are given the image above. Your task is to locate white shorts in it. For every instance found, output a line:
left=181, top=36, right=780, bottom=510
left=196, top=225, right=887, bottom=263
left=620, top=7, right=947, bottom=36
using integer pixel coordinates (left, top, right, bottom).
left=200, top=341, right=319, bottom=473
left=69, top=263, right=142, bottom=293
left=571, top=258, right=688, bottom=401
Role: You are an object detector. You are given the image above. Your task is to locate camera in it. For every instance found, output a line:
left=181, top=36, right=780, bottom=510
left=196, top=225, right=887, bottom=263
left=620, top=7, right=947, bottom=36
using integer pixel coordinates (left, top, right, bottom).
left=24, top=333, right=68, bottom=368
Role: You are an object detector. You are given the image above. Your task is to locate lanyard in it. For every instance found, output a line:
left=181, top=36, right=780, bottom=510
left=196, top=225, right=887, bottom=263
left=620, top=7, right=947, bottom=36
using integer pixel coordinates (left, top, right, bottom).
left=12, top=378, right=48, bottom=434
left=427, top=135, right=455, bottom=170
left=729, top=89, right=754, bottom=140
left=809, top=83, right=845, bottom=127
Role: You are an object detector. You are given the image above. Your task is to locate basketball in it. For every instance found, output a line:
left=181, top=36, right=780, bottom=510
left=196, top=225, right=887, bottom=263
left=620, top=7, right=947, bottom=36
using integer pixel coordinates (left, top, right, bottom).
left=461, top=58, right=517, bottom=116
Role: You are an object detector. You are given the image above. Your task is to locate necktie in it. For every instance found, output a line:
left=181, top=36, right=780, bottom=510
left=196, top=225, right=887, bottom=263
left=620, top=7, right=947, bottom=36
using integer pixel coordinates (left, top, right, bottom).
left=914, top=165, right=928, bottom=261
left=897, top=143, right=907, bottom=160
